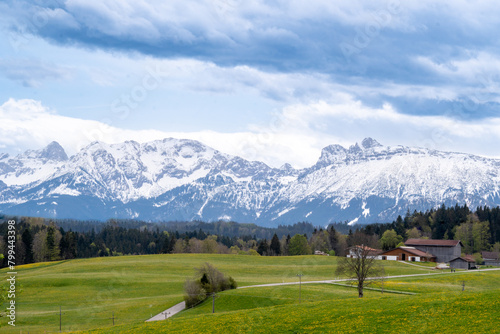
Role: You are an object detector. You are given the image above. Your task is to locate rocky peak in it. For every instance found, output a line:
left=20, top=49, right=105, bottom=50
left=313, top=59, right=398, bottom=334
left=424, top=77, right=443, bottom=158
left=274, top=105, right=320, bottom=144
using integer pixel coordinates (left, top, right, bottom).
left=313, top=144, right=348, bottom=168
left=361, top=137, right=382, bottom=149
left=348, top=143, right=363, bottom=155
left=39, top=141, right=68, bottom=161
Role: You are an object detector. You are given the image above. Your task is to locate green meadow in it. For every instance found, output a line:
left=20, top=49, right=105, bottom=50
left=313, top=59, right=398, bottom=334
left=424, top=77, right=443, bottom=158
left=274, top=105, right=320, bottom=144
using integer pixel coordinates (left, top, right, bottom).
left=0, top=254, right=498, bottom=333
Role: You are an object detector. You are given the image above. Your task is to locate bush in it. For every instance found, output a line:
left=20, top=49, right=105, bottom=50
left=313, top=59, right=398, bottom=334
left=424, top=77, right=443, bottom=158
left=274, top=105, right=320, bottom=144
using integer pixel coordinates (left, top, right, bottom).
left=248, top=249, right=261, bottom=256
left=184, top=279, right=207, bottom=308
left=183, top=262, right=237, bottom=308
left=228, top=276, right=238, bottom=289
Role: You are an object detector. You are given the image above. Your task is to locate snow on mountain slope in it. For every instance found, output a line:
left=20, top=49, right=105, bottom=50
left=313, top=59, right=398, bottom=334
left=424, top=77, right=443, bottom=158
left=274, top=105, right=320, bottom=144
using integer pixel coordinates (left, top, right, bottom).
left=0, top=137, right=499, bottom=226
left=0, top=141, right=67, bottom=186
left=262, top=138, right=500, bottom=225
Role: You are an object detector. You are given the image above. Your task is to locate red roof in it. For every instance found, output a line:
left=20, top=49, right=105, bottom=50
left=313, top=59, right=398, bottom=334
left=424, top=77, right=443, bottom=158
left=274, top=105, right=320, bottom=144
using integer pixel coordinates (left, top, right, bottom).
left=481, top=251, right=499, bottom=260
left=450, top=255, right=475, bottom=263
left=381, top=246, right=435, bottom=259
left=399, top=247, right=435, bottom=258
left=405, top=239, right=463, bottom=247
left=348, top=245, right=383, bottom=256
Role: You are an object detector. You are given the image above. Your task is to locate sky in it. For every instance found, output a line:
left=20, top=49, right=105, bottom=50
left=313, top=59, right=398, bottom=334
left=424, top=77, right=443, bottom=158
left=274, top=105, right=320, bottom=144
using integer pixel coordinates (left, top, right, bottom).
left=1, top=0, right=500, bottom=168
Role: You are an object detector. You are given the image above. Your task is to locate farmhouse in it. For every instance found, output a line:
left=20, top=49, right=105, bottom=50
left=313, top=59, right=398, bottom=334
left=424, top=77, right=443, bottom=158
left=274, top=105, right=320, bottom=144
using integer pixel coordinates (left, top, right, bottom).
left=314, top=250, right=328, bottom=256
left=481, top=251, right=500, bottom=266
left=449, top=255, right=476, bottom=270
left=404, top=239, right=463, bottom=263
left=380, top=246, right=436, bottom=262
left=346, top=245, right=383, bottom=259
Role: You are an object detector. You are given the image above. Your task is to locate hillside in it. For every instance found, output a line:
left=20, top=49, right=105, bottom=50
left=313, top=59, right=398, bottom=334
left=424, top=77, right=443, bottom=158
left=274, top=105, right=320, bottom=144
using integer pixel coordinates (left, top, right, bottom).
left=1, top=254, right=498, bottom=333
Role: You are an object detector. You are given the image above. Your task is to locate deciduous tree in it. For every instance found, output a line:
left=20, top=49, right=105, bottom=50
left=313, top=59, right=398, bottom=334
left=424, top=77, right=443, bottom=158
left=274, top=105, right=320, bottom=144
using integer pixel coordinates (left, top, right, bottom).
left=288, top=234, right=312, bottom=255
left=379, top=229, right=402, bottom=250
left=335, top=245, right=385, bottom=298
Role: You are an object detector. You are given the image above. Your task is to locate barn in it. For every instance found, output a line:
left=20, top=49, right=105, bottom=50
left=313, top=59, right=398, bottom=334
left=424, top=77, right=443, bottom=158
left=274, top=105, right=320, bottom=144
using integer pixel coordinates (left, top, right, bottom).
left=481, top=251, right=500, bottom=266
left=404, top=239, right=463, bottom=263
left=449, top=255, right=476, bottom=270
left=380, top=246, right=436, bottom=262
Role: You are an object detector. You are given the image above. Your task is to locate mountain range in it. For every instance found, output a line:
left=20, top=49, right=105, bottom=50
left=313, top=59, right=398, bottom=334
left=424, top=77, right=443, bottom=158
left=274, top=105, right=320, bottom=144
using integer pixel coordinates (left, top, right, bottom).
left=1, top=138, right=499, bottom=227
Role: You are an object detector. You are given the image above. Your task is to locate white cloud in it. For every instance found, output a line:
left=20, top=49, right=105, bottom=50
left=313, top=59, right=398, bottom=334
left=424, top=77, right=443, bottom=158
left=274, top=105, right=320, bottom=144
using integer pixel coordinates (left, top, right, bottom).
left=2, top=98, right=500, bottom=169
left=415, top=52, right=500, bottom=82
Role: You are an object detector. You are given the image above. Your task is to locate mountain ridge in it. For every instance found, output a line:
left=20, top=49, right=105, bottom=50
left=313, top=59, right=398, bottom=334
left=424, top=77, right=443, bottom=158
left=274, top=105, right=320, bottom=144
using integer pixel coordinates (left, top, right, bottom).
left=1, top=137, right=499, bottom=227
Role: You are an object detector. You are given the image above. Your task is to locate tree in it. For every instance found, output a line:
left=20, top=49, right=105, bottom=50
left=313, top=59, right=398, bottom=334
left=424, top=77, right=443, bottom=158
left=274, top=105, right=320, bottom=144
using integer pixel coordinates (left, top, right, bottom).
left=280, top=234, right=291, bottom=256
left=188, top=238, right=203, bottom=253
left=257, top=239, right=269, bottom=256
left=454, top=222, right=473, bottom=254
left=335, top=233, right=348, bottom=257
left=473, top=252, right=483, bottom=265
left=270, top=234, right=281, bottom=256
left=202, top=237, right=218, bottom=254
left=348, top=230, right=379, bottom=249
left=328, top=226, right=338, bottom=252
left=335, top=245, right=385, bottom=298
left=472, top=221, right=490, bottom=252
left=184, top=279, right=207, bottom=308
left=406, top=227, right=421, bottom=240
left=60, top=231, right=77, bottom=259
left=379, top=229, right=402, bottom=251
left=173, top=239, right=188, bottom=253
left=184, top=262, right=237, bottom=308
left=45, top=225, right=61, bottom=261
left=288, top=234, right=312, bottom=255
left=310, top=230, right=329, bottom=253
left=21, top=228, right=34, bottom=264
left=492, top=242, right=500, bottom=253
left=33, top=230, right=48, bottom=262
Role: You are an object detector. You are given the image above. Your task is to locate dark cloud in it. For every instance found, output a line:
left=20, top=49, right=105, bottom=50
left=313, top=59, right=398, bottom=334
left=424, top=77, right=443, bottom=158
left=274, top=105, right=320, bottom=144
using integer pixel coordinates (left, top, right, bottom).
left=3, top=0, right=500, bottom=118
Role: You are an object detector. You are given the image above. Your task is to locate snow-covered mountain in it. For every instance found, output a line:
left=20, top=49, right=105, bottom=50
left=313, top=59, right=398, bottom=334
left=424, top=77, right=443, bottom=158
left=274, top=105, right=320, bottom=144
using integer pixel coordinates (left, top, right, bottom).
left=1, top=137, right=499, bottom=227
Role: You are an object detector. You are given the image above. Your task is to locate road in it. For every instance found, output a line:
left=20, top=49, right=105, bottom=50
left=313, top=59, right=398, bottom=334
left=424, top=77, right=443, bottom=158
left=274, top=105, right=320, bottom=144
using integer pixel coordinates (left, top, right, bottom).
left=145, top=267, right=500, bottom=322
left=146, top=301, right=185, bottom=322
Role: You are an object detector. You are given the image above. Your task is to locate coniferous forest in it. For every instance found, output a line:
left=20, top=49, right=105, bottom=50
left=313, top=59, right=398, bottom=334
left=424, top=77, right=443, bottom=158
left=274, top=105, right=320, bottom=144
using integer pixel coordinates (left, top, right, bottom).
left=1, top=204, right=499, bottom=268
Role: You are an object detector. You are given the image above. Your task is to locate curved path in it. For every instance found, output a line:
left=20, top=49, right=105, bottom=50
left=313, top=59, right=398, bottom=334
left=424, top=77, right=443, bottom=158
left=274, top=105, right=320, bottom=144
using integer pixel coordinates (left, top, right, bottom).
left=146, top=301, right=185, bottom=322
left=145, top=267, right=500, bottom=322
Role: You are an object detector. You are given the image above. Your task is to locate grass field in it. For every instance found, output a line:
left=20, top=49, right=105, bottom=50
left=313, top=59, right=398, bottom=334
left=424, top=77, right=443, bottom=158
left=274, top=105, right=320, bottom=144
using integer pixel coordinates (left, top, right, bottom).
left=0, top=254, right=498, bottom=333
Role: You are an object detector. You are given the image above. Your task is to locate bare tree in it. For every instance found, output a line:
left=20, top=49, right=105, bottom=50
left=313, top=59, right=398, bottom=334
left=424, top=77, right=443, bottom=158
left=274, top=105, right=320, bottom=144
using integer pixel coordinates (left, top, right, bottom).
left=335, top=245, right=385, bottom=298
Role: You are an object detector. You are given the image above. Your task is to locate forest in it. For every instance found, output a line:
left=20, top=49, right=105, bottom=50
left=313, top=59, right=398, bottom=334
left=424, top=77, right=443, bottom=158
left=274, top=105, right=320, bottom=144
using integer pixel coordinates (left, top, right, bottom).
left=1, top=204, right=499, bottom=267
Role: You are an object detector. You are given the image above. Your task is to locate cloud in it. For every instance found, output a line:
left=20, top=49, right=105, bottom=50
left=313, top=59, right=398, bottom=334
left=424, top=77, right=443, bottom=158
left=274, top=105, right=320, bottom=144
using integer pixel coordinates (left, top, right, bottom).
left=4, top=0, right=500, bottom=118
left=1, top=98, right=500, bottom=169
left=1, top=1, right=500, bottom=165
left=5, top=0, right=499, bottom=77
left=0, top=59, right=73, bottom=87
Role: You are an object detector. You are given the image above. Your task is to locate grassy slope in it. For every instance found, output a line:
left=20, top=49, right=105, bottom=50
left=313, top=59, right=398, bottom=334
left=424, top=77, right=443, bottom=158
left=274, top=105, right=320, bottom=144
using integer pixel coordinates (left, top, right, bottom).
left=0, top=254, right=494, bottom=333
left=83, top=289, right=500, bottom=334
left=83, top=271, right=500, bottom=334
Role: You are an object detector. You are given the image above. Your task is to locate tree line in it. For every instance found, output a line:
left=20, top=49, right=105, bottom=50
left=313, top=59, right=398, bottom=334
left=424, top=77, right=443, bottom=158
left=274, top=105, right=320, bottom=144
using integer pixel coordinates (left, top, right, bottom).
left=1, top=204, right=500, bottom=267
left=0, top=218, right=350, bottom=267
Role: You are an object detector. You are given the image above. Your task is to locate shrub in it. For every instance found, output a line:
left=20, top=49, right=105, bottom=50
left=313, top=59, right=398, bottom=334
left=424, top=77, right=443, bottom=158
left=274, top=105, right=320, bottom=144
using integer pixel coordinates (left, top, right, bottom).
left=183, top=262, right=237, bottom=308
left=184, top=279, right=207, bottom=308
left=248, top=249, right=261, bottom=256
